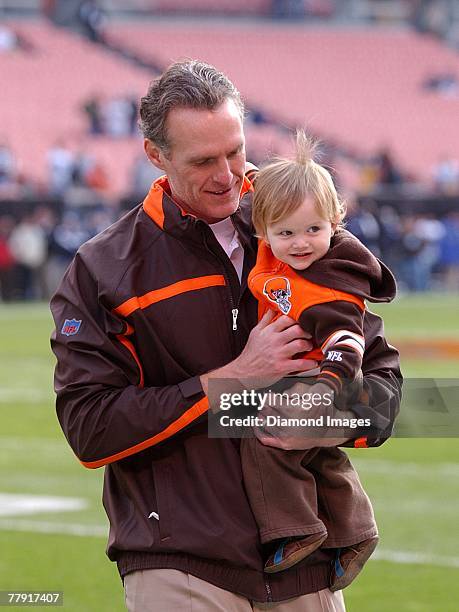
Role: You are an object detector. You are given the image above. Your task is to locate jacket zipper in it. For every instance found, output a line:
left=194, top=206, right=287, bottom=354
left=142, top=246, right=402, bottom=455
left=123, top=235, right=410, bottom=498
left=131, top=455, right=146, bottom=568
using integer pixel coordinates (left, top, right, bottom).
left=225, top=276, right=241, bottom=337
left=265, top=577, right=273, bottom=603
left=201, top=225, right=241, bottom=338
left=232, top=308, right=239, bottom=331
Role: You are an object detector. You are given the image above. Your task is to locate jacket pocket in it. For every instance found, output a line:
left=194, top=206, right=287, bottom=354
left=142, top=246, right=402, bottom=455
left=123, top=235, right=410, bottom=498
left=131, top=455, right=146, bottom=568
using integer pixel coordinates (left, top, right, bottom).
left=153, top=461, right=172, bottom=542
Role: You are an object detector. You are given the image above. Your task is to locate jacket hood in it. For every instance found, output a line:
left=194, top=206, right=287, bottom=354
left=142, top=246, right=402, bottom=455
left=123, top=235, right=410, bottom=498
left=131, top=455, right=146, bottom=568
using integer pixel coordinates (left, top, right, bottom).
left=299, top=228, right=396, bottom=303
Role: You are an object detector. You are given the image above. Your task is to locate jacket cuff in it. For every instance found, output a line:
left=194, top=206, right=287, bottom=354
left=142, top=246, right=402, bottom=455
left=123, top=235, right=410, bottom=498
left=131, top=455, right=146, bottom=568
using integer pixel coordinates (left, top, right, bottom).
left=178, top=376, right=205, bottom=399
left=340, top=402, right=393, bottom=448
left=317, top=369, right=342, bottom=395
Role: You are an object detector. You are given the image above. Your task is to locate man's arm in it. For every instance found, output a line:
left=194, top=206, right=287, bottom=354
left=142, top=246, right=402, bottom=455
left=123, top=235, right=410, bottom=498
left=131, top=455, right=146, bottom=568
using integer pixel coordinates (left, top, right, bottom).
left=340, top=309, right=402, bottom=448
left=51, top=256, right=313, bottom=469
left=51, top=254, right=211, bottom=469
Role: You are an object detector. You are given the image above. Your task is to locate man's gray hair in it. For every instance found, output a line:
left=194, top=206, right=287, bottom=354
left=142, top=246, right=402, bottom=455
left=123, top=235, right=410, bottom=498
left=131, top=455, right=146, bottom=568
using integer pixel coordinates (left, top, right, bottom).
left=139, top=59, right=244, bottom=152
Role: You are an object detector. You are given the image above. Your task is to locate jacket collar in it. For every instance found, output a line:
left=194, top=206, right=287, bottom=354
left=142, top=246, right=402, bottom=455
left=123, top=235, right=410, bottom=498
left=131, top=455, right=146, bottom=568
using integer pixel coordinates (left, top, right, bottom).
left=142, top=175, right=255, bottom=246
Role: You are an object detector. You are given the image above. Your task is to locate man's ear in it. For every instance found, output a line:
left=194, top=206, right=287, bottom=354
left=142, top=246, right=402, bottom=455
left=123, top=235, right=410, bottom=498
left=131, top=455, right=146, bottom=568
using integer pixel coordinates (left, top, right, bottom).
left=144, top=139, right=166, bottom=170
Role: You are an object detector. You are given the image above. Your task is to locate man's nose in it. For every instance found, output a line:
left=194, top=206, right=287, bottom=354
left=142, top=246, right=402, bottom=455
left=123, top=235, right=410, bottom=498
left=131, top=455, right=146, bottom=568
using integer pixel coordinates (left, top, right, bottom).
left=213, top=158, right=233, bottom=185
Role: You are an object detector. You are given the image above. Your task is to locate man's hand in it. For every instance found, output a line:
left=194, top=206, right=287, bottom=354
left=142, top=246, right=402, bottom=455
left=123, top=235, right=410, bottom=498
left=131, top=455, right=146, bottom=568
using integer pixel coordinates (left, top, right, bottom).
left=232, top=310, right=316, bottom=388
left=201, top=310, right=316, bottom=396
left=256, top=432, right=351, bottom=451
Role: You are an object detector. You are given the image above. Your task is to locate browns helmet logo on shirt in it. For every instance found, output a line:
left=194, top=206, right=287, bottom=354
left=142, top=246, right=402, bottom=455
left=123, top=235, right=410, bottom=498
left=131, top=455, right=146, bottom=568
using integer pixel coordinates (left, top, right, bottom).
left=262, top=277, right=292, bottom=315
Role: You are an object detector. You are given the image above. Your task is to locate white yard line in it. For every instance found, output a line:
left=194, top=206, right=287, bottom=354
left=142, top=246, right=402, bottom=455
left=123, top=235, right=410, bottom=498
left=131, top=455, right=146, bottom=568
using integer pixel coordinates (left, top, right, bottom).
left=0, top=518, right=106, bottom=537
left=0, top=493, right=88, bottom=517
left=352, top=458, right=459, bottom=478
left=1, top=450, right=458, bottom=569
left=2, top=438, right=459, bottom=478
left=0, top=305, right=51, bottom=319
left=1, top=518, right=459, bottom=569
left=0, top=389, right=53, bottom=403
left=0, top=437, right=68, bottom=455
left=373, top=549, right=459, bottom=569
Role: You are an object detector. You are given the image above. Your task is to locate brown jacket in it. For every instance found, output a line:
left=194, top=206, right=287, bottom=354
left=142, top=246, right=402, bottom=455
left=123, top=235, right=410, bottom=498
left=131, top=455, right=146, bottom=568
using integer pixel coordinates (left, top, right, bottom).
left=50, top=176, right=401, bottom=602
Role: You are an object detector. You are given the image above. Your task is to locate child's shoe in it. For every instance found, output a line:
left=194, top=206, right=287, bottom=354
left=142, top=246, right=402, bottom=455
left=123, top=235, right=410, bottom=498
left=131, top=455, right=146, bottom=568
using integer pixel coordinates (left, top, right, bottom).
left=330, top=535, right=379, bottom=591
left=265, top=532, right=327, bottom=573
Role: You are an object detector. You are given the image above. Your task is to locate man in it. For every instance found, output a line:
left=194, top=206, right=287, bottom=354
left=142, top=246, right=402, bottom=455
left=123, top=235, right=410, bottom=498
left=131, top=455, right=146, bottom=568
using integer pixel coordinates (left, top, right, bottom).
left=50, top=60, right=401, bottom=611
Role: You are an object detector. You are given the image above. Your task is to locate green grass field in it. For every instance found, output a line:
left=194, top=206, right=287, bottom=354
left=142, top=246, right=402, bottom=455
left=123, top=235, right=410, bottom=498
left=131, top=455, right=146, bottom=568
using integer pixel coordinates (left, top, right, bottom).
left=1, top=296, right=458, bottom=611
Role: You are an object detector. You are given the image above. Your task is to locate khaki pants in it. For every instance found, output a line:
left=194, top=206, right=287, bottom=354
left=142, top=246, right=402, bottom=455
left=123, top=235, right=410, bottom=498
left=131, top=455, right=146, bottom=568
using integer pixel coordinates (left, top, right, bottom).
left=124, top=569, right=346, bottom=612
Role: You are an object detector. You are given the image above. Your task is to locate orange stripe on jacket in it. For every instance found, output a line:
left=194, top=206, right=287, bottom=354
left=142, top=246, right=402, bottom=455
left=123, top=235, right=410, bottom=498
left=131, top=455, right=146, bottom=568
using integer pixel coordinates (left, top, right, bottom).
left=80, top=396, right=209, bottom=469
left=114, top=275, right=226, bottom=318
left=116, top=332, right=145, bottom=388
left=143, top=175, right=254, bottom=229
left=354, top=436, right=368, bottom=448
left=143, top=176, right=168, bottom=229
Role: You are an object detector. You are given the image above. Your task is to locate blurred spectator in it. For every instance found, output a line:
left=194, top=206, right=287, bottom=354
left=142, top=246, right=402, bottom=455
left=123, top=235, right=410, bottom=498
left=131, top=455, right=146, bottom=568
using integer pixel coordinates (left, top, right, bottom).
left=72, top=150, right=92, bottom=186
left=423, top=71, right=459, bottom=97
left=33, top=205, right=58, bottom=298
left=45, top=211, right=90, bottom=296
left=438, top=212, right=459, bottom=292
left=86, top=209, right=114, bottom=237
left=304, top=0, right=335, bottom=18
left=47, top=140, right=75, bottom=196
left=130, top=154, right=163, bottom=199
left=358, top=148, right=404, bottom=193
left=84, top=160, right=109, bottom=192
left=64, top=181, right=106, bottom=208
left=8, top=211, right=47, bottom=300
left=41, top=0, right=57, bottom=19
left=271, top=0, right=334, bottom=19
left=413, top=214, right=445, bottom=289
left=54, top=148, right=110, bottom=207
left=105, top=96, right=134, bottom=138
left=128, top=95, right=139, bottom=136
left=378, top=205, right=403, bottom=274
left=346, top=199, right=381, bottom=257
left=0, top=141, right=16, bottom=187
left=0, top=143, right=31, bottom=199
left=246, top=108, right=271, bottom=126
left=71, top=149, right=108, bottom=193
left=34, top=205, right=57, bottom=237
left=0, top=26, right=18, bottom=52
left=78, top=0, right=106, bottom=43
left=82, top=94, right=104, bottom=135
left=398, top=215, right=435, bottom=292
left=82, top=93, right=139, bottom=138
left=358, top=158, right=380, bottom=194
left=432, top=156, right=459, bottom=195
left=271, top=0, right=305, bottom=19
left=375, top=148, right=403, bottom=186
left=411, top=0, right=453, bottom=39
left=0, top=215, right=16, bottom=302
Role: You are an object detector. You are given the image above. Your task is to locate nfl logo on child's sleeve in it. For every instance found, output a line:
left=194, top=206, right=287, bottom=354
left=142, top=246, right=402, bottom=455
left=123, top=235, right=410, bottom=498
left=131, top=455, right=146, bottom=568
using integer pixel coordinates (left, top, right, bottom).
left=327, top=350, right=343, bottom=362
left=61, top=318, right=82, bottom=336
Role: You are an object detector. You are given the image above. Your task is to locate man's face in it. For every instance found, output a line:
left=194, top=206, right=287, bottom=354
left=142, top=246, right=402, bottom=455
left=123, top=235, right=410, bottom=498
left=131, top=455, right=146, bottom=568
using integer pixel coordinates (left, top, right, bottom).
left=145, top=98, right=246, bottom=224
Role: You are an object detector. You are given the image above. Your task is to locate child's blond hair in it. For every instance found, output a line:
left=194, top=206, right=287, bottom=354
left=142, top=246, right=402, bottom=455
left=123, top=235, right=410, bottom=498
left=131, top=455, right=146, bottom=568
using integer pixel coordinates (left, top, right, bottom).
left=252, top=131, right=345, bottom=237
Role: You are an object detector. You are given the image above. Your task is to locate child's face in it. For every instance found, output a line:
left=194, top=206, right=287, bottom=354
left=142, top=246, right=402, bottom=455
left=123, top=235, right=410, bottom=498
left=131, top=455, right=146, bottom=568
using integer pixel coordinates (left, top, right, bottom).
left=265, top=196, right=336, bottom=270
